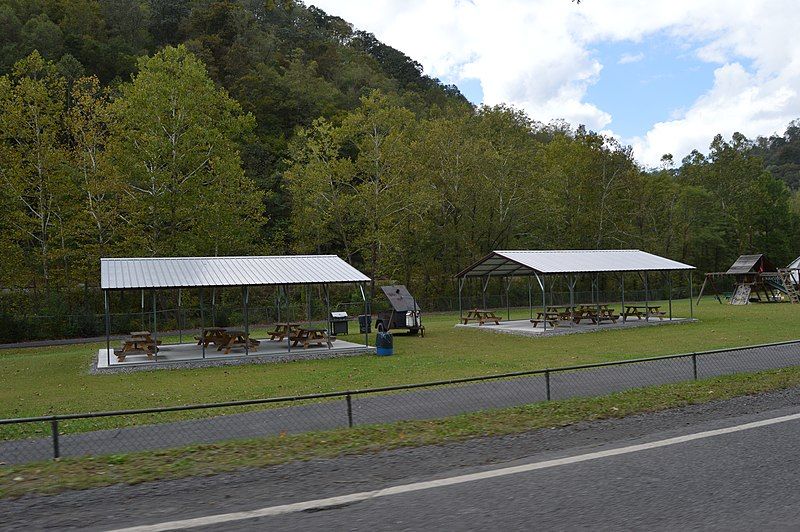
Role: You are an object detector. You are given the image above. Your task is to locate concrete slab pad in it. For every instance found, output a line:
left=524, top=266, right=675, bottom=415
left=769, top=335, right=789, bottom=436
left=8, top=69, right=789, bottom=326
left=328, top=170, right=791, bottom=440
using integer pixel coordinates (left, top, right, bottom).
left=455, top=317, right=695, bottom=338
left=95, top=337, right=375, bottom=372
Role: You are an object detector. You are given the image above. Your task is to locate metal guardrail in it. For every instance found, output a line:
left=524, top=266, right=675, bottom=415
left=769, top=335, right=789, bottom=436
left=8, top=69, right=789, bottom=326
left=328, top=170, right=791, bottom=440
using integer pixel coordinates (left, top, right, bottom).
left=1, top=338, right=799, bottom=463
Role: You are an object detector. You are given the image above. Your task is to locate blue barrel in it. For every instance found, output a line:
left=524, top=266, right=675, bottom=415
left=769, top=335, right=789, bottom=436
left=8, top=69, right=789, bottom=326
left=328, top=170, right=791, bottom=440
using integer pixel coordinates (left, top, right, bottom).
left=376, top=331, right=394, bottom=356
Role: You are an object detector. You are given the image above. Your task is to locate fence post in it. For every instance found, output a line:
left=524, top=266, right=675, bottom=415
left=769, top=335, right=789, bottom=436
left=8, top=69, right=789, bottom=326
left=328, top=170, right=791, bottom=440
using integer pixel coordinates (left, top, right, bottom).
left=51, top=417, right=60, bottom=459
left=545, top=370, right=551, bottom=401
left=692, top=354, right=698, bottom=380
left=346, top=393, right=353, bottom=428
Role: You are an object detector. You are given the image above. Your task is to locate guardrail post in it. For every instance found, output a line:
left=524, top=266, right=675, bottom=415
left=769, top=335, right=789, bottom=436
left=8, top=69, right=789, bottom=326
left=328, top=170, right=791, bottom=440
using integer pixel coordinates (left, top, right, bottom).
left=346, top=393, right=353, bottom=428
left=545, top=370, right=551, bottom=401
left=692, top=354, right=698, bottom=380
left=51, top=417, right=60, bottom=459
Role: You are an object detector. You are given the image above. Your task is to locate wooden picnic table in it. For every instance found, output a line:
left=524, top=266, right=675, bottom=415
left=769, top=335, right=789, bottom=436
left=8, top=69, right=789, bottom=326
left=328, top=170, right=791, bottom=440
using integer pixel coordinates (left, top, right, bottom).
left=531, top=311, right=560, bottom=328
left=215, top=329, right=260, bottom=354
left=196, top=327, right=228, bottom=348
left=461, top=309, right=502, bottom=326
left=572, top=306, right=619, bottom=324
left=290, top=327, right=333, bottom=349
left=623, top=305, right=666, bottom=320
left=546, top=306, right=578, bottom=320
left=268, top=322, right=301, bottom=341
left=117, top=331, right=160, bottom=362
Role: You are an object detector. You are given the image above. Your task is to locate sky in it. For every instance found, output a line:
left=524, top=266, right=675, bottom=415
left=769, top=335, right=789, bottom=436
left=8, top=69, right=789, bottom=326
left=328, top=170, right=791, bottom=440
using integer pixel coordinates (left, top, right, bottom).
left=309, top=0, right=800, bottom=167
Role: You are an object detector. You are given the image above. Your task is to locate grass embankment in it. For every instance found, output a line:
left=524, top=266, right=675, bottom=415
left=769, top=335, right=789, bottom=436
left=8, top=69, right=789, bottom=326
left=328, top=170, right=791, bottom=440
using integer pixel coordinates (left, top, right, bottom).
left=3, top=365, right=800, bottom=499
left=1, top=298, right=798, bottom=438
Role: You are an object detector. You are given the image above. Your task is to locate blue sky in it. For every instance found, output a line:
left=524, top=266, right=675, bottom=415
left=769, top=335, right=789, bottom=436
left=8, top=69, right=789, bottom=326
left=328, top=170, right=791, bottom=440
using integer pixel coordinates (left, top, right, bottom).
left=455, top=35, right=720, bottom=142
left=584, top=37, right=717, bottom=140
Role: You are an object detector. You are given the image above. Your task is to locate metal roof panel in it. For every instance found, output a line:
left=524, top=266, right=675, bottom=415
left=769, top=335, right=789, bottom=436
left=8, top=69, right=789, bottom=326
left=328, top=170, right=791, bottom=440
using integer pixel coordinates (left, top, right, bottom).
left=457, top=249, right=695, bottom=277
left=100, top=256, right=371, bottom=289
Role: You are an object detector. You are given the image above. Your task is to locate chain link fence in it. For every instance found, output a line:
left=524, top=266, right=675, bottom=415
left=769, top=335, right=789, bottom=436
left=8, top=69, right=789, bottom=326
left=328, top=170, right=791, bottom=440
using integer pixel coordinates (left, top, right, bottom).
left=2, top=339, right=799, bottom=466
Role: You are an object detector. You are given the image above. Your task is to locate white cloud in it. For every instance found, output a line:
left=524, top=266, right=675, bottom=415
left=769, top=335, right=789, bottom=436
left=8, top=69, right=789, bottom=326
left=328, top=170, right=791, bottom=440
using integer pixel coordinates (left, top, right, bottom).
left=618, top=52, right=644, bottom=64
left=310, top=0, right=800, bottom=166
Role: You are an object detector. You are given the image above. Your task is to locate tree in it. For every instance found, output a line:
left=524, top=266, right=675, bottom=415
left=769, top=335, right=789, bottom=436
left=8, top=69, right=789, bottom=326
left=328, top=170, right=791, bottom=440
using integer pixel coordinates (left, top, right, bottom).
left=286, top=91, right=422, bottom=296
left=65, top=74, right=123, bottom=280
left=106, top=45, right=264, bottom=256
left=0, top=51, right=75, bottom=287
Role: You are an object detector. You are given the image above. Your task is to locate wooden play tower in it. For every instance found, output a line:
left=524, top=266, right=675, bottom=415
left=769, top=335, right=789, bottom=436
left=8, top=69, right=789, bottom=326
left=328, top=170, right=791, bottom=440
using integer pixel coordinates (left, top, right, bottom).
left=697, top=254, right=800, bottom=305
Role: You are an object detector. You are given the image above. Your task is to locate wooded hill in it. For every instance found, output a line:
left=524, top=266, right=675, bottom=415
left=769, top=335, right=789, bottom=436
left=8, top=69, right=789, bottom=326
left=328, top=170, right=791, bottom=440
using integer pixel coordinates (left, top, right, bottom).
left=1, top=0, right=800, bottom=338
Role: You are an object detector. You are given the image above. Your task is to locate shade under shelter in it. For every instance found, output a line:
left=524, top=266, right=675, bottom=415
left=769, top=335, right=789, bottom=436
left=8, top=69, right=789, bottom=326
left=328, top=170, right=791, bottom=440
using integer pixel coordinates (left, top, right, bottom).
left=100, top=255, right=372, bottom=366
left=456, top=249, right=696, bottom=330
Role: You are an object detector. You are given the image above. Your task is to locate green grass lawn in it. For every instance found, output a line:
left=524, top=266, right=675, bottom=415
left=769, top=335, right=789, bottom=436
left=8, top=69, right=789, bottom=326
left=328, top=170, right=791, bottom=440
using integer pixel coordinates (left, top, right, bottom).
left=1, top=297, right=798, bottom=423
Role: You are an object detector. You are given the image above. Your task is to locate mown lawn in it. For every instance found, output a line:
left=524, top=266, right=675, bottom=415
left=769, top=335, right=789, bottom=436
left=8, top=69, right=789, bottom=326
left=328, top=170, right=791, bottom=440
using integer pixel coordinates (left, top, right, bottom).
left=1, top=297, right=798, bottom=423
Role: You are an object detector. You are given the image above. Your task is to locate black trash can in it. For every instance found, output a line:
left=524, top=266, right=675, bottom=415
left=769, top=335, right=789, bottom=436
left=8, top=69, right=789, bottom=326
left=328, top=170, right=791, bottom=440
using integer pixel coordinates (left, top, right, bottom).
left=329, top=311, right=349, bottom=335
left=358, top=314, right=372, bottom=334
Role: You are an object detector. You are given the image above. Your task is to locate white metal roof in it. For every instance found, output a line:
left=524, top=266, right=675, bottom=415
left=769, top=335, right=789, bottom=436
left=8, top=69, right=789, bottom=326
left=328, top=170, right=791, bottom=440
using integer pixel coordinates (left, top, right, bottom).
left=101, top=256, right=370, bottom=289
left=457, top=250, right=695, bottom=277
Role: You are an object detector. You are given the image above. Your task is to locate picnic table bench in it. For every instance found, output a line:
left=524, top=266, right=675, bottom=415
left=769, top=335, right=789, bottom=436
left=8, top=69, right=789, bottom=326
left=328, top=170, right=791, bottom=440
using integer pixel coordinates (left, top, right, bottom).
left=196, top=327, right=228, bottom=348
left=546, top=305, right=579, bottom=321
left=531, top=312, right=560, bottom=328
left=290, top=327, right=333, bottom=349
left=116, top=331, right=160, bottom=362
left=268, top=322, right=300, bottom=341
left=623, top=305, right=666, bottom=320
left=572, top=306, right=619, bottom=324
left=215, top=329, right=260, bottom=354
left=461, top=309, right=502, bottom=325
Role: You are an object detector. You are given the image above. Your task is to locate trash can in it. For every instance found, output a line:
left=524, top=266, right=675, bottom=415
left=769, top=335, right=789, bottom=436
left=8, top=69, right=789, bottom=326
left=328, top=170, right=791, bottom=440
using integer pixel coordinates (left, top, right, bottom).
left=358, top=314, right=372, bottom=334
left=376, top=330, right=393, bottom=356
left=329, top=311, right=349, bottom=335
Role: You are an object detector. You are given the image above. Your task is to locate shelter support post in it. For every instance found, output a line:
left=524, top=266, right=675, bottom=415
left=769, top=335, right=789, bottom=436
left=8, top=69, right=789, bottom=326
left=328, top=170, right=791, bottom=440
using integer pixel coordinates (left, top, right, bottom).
left=458, top=277, right=465, bottom=320
left=104, top=289, right=110, bottom=366
left=668, top=272, right=673, bottom=320
left=644, top=271, right=650, bottom=322
left=284, top=285, right=291, bottom=353
left=178, top=289, right=182, bottom=344
left=243, top=286, right=249, bottom=355
left=594, top=274, right=600, bottom=327
left=568, top=275, right=576, bottom=327
left=533, top=272, right=546, bottom=331
left=360, top=283, right=369, bottom=347
left=152, top=289, right=158, bottom=363
left=200, top=287, right=206, bottom=358
left=482, top=276, right=490, bottom=310
left=505, top=277, right=511, bottom=321
left=620, top=273, right=626, bottom=323
left=689, top=271, right=694, bottom=320
left=140, top=289, right=144, bottom=330
left=324, top=284, right=331, bottom=350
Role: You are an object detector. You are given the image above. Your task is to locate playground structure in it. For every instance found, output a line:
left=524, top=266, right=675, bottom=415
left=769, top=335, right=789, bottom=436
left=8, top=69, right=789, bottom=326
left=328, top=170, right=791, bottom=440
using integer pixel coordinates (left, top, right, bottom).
left=697, top=254, right=800, bottom=305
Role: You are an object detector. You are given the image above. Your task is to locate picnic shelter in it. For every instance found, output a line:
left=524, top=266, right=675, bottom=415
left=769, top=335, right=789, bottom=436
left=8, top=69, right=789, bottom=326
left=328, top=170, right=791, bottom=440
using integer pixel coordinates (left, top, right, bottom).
left=455, top=249, right=696, bottom=333
left=99, top=255, right=372, bottom=367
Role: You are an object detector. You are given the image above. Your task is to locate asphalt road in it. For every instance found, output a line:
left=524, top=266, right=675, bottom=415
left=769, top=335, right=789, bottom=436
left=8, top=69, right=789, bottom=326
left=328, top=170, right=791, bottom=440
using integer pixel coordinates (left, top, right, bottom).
left=3, top=341, right=800, bottom=464
left=3, top=386, right=800, bottom=530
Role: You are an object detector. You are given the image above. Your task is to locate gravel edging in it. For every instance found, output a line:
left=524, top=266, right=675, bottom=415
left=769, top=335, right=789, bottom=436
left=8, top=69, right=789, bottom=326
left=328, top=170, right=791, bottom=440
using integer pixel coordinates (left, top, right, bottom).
left=89, top=346, right=376, bottom=374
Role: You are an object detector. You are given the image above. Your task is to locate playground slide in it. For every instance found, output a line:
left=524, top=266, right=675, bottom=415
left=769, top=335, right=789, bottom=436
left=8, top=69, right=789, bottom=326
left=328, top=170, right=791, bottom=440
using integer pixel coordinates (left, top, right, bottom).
left=764, top=277, right=789, bottom=294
